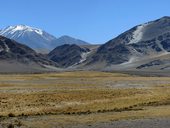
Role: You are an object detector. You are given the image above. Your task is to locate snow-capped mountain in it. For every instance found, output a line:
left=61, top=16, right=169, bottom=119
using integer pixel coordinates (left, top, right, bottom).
left=0, top=25, right=57, bottom=51
left=0, top=25, right=90, bottom=52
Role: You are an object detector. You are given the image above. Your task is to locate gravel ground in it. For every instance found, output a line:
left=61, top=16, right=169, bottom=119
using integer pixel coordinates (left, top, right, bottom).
left=71, top=118, right=170, bottom=128
left=0, top=115, right=170, bottom=128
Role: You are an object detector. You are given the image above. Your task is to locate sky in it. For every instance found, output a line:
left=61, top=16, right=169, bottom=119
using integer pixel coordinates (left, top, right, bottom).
left=0, top=0, right=170, bottom=44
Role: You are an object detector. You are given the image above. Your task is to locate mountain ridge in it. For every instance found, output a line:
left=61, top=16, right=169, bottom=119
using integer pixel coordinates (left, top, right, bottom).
left=0, top=35, right=58, bottom=73
left=0, top=25, right=90, bottom=52
left=84, top=16, right=170, bottom=71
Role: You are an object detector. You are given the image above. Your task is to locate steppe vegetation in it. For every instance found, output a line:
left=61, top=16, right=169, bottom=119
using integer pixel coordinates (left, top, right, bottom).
left=0, top=71, right=170, bottom=127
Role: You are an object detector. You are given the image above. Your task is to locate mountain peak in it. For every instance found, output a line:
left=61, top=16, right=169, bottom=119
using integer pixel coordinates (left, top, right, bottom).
left=1, top=24, right=44, bottom=36
left=13, top=25, right=33, bottom=30
left=0, top=25, right=56, bottom=50
left=56, top=35, right=90, bottom=45
left=160, top=16, right=170, bottom=19
left=58, top=35, right=79, bottom=40
left=8, top=25, right=43, bottom=35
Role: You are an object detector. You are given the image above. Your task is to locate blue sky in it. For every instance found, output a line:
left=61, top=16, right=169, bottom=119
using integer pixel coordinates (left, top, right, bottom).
left=0, top=0, right=170, bottom=44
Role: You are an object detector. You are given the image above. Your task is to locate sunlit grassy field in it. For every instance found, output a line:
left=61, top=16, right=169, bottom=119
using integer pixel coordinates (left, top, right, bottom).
left=0, top=71, right=170, bottom=127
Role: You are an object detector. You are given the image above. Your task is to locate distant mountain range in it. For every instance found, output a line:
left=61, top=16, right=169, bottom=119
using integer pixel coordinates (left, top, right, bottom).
left=0, top=25, right=90, bottom=52
left=0, top=16, right=170, bottom=74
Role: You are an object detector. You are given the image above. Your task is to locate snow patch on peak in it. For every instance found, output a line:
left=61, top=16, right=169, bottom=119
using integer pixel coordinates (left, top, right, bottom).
left=34, top=29, right=43, bottom=35
left=1, top=25, right=44, bottom=36
left=14, top=25, right=43, bottom=35
left=14, top=25, right=27, bottom=31
left=128, top=23, right=149, bottom=44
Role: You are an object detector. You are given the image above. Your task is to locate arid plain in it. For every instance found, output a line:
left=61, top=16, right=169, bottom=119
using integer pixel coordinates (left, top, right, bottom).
left=0, top=71, right=170, bottom=128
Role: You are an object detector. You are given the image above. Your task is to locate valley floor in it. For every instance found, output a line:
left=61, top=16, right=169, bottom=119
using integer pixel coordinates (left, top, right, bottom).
left=0, top=71, right=170, bottom=127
